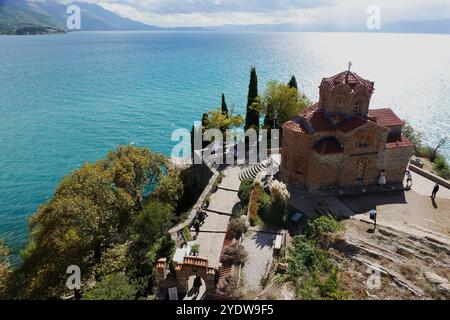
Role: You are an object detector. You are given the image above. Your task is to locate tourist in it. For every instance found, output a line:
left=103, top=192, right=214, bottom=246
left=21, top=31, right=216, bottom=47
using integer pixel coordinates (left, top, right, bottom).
left=193, top=219, right=201, bottom=235
left=197, top=210, right=208, bottom=225
left=378, top=170, right=387, bottom=188
left=193, top=275, right=203, bottom=299
left=405, top=170, right=413, bottom=187
left=431, top=183, right=440, bottom=200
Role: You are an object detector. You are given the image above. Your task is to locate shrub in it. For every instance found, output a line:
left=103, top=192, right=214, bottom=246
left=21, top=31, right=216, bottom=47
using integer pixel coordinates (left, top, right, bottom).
left=182, top=226, right=192, bottom=242
left=191, top=244, right=200, bottom=256
left=204, top=195, right=211, bottom=208
left=221, top=242, right=248, bottom=265
left=304, top=215, right=341, bottom=241
left=230, top=218, right=248, bottom=239
left=216, top=275, right=243, bottom=300
left=269, top=180, right=290, bottom=221
left=248, top=183, right=265, bottom=226
left=433, top=156, right=450, bottom=180
left=238, top=179, right=254, bottom=206
left=82, top=273, right=138, bottom=300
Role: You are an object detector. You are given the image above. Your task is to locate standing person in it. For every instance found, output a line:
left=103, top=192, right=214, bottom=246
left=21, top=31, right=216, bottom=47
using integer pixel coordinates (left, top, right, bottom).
left=405, top=170, right=413, bottom=188
left=378, top=170, right=387, bottom=188
left=431, top=183, right=440, bottom=200
left=193, top=219, right=200, bottom=235
left=193, top=275, right=203, bottom=299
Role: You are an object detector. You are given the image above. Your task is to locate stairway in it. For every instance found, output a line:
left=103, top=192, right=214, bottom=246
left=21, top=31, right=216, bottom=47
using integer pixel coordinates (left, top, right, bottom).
left=238, top=160, right=270, bottom=182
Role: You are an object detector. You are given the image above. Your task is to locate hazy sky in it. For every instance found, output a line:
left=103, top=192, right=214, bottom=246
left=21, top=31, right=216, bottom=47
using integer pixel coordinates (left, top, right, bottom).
left=60, top=0, right=450, bottom=27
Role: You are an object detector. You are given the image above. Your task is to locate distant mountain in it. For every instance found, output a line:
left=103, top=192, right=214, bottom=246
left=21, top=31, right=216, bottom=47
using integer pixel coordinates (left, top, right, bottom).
left=384, top=19, right=450, bottom=34
left=0, top=0, right=167, bottom=34
left=211, top=19, right=450, bottom=34
left=0, top=0, right=66, bottom=34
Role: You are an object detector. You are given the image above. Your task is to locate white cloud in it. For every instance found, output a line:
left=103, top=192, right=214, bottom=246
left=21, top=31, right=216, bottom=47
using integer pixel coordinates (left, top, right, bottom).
left=56, top=0, right=450, bottom=27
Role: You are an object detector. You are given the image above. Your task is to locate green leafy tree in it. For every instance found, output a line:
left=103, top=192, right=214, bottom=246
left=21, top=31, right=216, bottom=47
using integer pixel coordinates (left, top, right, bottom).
left=403, top=123, right=423, bottom=153
left=82, top=273, right=138, bottom=300
left=205, top=108, right=243, bottom=133
left=288, top=76, right=298, bottom=89
left=128, top=201, right=175, bottom=279
left=263, top=80, right=310, bottom=130
left=151, top=168, right=184, bottom=210
left=245, top=67, right=260, bottom=130
left=17, top=145, right=166, bottom=299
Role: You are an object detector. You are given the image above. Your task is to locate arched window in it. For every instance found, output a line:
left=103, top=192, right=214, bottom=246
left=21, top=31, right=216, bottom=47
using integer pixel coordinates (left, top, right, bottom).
left=356, top=160, right=367, bottom=180
left=358, top=136, right=370, bottom=148
left=322, top=98, right=328, bottom=109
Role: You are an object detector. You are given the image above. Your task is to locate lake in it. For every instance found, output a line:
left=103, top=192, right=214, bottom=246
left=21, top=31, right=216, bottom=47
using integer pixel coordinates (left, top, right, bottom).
left=1, top=31, right=449, bottom=262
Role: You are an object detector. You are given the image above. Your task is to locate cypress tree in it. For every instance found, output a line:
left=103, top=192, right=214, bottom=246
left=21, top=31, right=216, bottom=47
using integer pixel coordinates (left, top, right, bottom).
left=288, top=76, right=298, bottom=89
left=221, top=93, right=228, bottom=117
left=245, top=67, right=260, bottom=130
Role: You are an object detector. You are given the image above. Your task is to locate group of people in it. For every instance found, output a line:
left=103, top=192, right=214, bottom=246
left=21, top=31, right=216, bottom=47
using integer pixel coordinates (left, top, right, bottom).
left=192, top=208, right=208, bottom=235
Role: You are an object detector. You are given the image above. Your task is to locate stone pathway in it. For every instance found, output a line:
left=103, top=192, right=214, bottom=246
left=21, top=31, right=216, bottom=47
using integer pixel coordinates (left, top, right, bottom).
left=241, top=230, right=277, bottom=294
left=195, top=166, right=241, bottom=268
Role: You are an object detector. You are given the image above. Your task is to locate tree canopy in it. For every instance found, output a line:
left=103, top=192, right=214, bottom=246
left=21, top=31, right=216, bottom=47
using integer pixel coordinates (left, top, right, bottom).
left=263, top=80, right=310, bottom=129
left=15, top=145, right=168, bottom=299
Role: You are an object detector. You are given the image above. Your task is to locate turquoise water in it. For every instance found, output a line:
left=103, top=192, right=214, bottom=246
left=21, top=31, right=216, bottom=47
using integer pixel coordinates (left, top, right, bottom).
left=1, top=31, right=450, bottom=262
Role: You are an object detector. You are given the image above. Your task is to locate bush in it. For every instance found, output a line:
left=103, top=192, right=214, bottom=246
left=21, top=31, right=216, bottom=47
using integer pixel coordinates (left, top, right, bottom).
left=248, top=183, right=265, bottom=226
left=238, top=179, right=254, bottom=206
left=433, top=156, right=450, bottom=180
left=269, top=180, right=290, bottom=221
left=191, top=244, right=200, bottom=256
left=230, top=218, right=248, bottom=238
left=304, top=215, right=341, bottom=241
left=216, top=275, right=243, bottom=300
left=182, top=226, right=192, bottom=242
left=416, top=145, right=435, bottom=159
left=82, top=273, right=138, bottom=300
left=221, top=242, right=248, bottom=265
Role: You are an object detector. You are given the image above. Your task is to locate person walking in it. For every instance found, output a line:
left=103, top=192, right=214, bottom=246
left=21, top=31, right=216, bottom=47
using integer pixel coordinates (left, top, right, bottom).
left=193, top=275, right=203, bottom=299
left=431, top=183, right=440, bottom=200
left=193, top=219, right=201, bottom=235
left=405, top=170, right=413, bottom=188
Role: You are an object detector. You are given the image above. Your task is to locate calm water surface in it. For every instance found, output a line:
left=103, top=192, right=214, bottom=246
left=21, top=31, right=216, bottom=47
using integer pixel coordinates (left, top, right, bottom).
left=1, top=31, right=449, bottom=262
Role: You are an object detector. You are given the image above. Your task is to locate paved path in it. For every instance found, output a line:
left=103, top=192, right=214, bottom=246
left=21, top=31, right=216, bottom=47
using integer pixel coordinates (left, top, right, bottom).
left=195, top=166, right=241, bottom=268
left=407, top=171, right=450, bottom=200
left=241, top=230, right=277, bottom=293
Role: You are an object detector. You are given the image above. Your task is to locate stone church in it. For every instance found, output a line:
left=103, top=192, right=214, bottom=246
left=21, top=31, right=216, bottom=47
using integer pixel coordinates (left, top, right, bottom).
left=281, top=68, right=414, bottom=191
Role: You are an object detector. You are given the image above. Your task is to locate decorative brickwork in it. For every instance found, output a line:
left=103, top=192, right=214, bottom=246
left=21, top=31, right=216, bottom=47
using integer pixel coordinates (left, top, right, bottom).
left=281, top=70, right=414, bottom=191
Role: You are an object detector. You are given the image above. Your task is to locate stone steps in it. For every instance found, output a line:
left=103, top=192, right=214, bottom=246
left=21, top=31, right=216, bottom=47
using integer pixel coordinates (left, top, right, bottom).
left=238, top=160, right=270, bottom=182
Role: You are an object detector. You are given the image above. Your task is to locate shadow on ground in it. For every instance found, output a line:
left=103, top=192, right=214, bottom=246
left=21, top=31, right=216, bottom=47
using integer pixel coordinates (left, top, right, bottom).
left=338, top=191, right=408, bottom=214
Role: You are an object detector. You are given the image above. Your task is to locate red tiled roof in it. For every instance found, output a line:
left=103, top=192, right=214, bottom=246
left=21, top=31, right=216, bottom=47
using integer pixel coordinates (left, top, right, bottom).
left=306, top=110, right=334, bottom=132
left=335, top=117, right=368, bottom=133
left=156, top=258, right=167, bottom=269
left=282, top=116, right=305, bottom=133
left=283, top=104, right=368, bottom=135
left=313, top=137, right=344, bottom=155
left=176, top=256, right=209, bottom=271
left=368, top=108, right=406, bottom=127
left=323, top=71, right=375, bottom=93
left=386, top=134, right=414, bottom=149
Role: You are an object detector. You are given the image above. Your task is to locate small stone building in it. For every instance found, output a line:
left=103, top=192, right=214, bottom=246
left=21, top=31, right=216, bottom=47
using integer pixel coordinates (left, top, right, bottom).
left=155, top=256, right=217, bottom=299
left=281, top=69, right=414, bottom=191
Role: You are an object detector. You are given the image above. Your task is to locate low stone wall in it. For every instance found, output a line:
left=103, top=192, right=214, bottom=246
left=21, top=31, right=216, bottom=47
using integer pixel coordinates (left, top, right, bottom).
left=409, top=163, right=450, bottom=189
left=169, top=166, right=219, bottom=239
